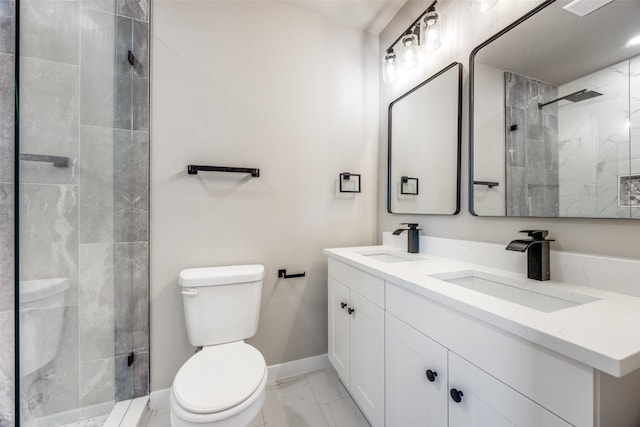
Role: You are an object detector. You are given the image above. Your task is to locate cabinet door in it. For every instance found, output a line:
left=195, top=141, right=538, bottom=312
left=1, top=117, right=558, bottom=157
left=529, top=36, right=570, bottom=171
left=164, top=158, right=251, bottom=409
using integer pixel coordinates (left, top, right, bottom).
left=386, top=313, right=448, bottom=427
left=448, top=352, right=572, bottom=427
left=328, top=277, right=351, bottom=384
left=350, top=290, right=385, bottom=427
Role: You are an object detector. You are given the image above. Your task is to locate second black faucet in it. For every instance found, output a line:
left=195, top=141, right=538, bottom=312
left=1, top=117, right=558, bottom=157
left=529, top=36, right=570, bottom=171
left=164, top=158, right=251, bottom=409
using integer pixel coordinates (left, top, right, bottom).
left=392, top=223, right=421, bottom=253
left=506, top=230, right=555, bottom=281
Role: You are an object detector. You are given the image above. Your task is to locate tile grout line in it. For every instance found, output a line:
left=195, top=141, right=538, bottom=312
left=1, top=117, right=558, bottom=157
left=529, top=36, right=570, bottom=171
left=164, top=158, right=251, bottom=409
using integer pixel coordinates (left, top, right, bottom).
left=304, top=370, right=331, bottom=427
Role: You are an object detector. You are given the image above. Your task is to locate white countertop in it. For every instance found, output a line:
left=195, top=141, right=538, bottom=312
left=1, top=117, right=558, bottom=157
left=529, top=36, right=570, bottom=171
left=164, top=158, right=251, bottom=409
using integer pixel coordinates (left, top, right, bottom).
left=324, top=245, right=640, bottom=378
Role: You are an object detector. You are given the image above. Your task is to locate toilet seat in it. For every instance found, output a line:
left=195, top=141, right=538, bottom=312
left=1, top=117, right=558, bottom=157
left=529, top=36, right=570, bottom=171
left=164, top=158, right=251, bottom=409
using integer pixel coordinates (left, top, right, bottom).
left=171, top=341, right=267, bottom=425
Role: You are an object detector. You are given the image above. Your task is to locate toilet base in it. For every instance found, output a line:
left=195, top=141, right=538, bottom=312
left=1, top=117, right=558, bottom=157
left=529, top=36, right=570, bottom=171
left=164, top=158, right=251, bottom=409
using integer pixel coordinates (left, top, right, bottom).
left=170, top=376, right=266, bottom=427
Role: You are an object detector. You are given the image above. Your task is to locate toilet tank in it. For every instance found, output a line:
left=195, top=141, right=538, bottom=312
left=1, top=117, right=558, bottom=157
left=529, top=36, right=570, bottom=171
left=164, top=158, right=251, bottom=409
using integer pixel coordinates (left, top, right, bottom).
left=179, top=265, right=265, bottom=347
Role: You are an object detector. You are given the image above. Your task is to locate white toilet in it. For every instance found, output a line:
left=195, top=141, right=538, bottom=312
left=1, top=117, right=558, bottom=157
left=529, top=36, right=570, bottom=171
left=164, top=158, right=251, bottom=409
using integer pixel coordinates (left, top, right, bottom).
left=19, top=278, right=69, bottom=376
left=170, top=265, right=267, bottom=427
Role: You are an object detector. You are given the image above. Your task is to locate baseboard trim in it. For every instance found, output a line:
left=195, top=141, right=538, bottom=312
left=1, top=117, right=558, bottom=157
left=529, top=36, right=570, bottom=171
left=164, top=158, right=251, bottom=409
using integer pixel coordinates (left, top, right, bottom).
left=267, top=353, right=330, bottom=382
left=148, top=353, right=330, bottom=411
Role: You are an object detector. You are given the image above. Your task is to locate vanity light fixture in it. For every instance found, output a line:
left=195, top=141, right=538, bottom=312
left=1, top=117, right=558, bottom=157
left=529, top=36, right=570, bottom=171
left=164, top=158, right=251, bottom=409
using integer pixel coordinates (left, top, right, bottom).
left=470, top=0, right=498, bottom=13
left=382, top=0, right=441, bottom=83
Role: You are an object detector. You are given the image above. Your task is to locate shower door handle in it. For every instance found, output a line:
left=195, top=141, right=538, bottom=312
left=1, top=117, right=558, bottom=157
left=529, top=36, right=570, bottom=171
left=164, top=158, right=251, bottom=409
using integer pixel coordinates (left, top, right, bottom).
left=181, top=289, right=199, bottom=296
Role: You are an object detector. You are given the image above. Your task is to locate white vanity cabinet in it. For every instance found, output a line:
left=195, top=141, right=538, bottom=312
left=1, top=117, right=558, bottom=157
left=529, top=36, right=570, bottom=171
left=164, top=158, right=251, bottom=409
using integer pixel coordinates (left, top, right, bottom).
left=385, top=313, right=448, bottom=426
left=447, top=352, right=571, bottom=427
left=328, top=260, right=385, bottom=427
left=327, top=255, right=640, bottom=427
left=386, top=313, right=571, bottom=427
left=387, top=282, right=591, bottom=426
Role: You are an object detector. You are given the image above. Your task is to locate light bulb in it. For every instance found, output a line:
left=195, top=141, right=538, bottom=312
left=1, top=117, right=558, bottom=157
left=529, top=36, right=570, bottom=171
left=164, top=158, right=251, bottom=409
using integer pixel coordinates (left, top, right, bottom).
left=421, top=10, right=441, bottom=52
left=470, top=0, right=498, bottom=13
left=399, top=33, right=419, bottom=69
left=382, top=50, right=400, bottom=83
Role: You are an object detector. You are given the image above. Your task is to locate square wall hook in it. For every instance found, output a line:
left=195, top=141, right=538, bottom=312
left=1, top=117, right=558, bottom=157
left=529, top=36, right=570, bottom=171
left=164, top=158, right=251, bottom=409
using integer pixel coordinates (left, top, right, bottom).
left=340, top=172, right=361, bottom=193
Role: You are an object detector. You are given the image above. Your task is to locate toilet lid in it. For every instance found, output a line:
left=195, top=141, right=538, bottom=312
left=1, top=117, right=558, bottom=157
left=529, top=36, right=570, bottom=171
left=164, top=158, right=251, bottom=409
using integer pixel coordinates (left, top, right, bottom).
left=172, top=342, right=266, bottom=414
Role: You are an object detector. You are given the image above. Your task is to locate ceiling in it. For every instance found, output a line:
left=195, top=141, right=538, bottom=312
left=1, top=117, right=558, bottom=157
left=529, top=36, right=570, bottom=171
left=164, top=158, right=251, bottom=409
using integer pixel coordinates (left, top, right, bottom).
left=475, top=0, right=640, bottom=86
left=274, top=0, right=408, bottom=34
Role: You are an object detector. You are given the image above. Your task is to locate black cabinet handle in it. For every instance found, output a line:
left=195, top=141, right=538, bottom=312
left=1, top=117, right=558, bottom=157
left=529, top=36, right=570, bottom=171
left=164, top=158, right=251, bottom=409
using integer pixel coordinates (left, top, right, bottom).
left=347, top=307, right=355, bottom=315
left=425, top=369, right=438, bottom=382
left=450, top=388, right=464, bottom=403
left=340, top=302, right=347, bottom=309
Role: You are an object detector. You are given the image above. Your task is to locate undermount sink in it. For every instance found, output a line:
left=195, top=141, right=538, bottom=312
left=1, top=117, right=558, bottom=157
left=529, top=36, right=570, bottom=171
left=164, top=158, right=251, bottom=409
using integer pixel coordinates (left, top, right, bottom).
left=356, top=249, right=424, bottom=263
left=429, top=270, right=599, bottom=313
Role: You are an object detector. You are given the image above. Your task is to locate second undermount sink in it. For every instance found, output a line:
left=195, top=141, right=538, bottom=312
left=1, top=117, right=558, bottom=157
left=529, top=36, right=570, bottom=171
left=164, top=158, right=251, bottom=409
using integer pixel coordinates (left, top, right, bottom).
left=429, top=270, right=599, bottom=313
left=356, top=249, right=424, bottom=263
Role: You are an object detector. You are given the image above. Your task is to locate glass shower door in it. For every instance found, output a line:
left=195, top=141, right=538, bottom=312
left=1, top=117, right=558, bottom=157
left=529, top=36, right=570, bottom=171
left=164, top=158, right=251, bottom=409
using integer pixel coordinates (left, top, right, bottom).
left=17, top=0, right=149, bottom=425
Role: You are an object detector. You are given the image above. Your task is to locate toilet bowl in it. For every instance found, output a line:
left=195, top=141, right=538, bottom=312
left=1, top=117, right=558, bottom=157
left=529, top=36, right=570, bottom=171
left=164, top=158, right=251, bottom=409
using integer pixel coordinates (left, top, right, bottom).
left=170, top=265, right=266, bottom=427
left=170, top=342, right=266, bottom=427
left=19, top=278, right=69, bottom=376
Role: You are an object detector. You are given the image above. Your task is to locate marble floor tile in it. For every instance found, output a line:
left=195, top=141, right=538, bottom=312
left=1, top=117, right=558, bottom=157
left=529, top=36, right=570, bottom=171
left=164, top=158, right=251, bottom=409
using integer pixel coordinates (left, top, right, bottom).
left=144, top=407, right=265, bottom=427
left=145, top=409, right=170, bottom=427
left=247, top=410, right=265, bottom=427
left=263, top=375, right=328, bottom=427
left=305, top=367, right=348, bottom=405
left=320, top=398, right=370, bottom=427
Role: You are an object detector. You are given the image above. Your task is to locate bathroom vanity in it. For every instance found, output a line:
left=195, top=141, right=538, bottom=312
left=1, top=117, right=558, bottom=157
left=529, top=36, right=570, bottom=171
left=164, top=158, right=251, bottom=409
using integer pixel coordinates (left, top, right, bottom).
left=325, top=235, right=640, bottom=427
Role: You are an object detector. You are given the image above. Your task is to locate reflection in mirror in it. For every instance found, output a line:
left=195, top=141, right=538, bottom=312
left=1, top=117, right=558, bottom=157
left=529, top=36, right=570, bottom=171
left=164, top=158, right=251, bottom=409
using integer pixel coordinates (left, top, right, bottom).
left=388, top=62, right=462, bottom=215
left=470, top=0, right=640, bottom=218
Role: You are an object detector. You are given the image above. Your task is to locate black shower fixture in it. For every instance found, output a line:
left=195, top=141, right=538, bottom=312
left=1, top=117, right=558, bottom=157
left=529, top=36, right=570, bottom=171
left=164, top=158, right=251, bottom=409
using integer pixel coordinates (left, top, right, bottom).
left=538, top=88, right=602, bottom=109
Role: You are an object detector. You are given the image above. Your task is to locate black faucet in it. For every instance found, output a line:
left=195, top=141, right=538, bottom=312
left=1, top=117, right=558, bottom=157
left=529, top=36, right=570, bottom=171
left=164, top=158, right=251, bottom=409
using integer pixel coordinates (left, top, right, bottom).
left=392, top=223, right=420, bottom=253
left=506, top=230, right=555, bottom=281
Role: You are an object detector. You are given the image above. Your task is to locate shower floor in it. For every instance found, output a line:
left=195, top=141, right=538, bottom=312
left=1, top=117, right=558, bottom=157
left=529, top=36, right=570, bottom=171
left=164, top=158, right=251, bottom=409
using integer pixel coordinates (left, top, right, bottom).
left=59, top=415, right=108, bottom=427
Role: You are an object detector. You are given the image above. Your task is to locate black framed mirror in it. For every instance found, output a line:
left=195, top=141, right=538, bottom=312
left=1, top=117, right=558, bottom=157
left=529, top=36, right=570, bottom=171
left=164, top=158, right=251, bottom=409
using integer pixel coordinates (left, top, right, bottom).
left=388, top=62, right=462, bottom=215
left=469, top=0, right=640, bottom=218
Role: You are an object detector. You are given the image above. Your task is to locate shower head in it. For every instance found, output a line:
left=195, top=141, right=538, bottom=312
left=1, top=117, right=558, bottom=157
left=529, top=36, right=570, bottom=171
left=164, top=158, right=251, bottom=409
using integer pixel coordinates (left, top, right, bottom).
left=538, top=89, right=602, bottom=109
left=563, top=89, right=602, bottom=102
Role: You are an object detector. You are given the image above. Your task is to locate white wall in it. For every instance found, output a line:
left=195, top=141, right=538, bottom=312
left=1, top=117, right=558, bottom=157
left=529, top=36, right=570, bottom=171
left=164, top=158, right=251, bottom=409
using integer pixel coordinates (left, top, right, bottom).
left=151, top=0, right=378, bottom=391
left=377, top=0, right=640, bottom=258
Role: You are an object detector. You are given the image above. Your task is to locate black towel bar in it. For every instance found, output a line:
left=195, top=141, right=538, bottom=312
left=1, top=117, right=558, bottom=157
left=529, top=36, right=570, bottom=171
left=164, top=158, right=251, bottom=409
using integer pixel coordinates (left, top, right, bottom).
left=20, top=153, right=69, bottom=168
left=187, top=165, right=260, bottom=177
left=473, top=181, right=499, bottom=188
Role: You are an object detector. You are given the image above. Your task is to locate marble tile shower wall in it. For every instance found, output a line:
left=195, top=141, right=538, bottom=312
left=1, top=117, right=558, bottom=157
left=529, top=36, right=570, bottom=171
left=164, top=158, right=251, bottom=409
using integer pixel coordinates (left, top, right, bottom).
left=0, top=0, right=149, bottom=425
left=504, top=71, right=559, bottom=217
left=0, top=0, right=15, bottom=423
left=558, top=58, right=636, bottom=218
